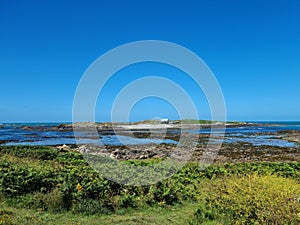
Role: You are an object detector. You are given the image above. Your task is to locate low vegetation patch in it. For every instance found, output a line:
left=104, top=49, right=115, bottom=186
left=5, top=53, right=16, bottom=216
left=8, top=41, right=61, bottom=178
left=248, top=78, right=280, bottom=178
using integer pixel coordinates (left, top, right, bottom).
left=0, top=145, right=299, bottom=224
left=191, top=174, right=300, bottom=224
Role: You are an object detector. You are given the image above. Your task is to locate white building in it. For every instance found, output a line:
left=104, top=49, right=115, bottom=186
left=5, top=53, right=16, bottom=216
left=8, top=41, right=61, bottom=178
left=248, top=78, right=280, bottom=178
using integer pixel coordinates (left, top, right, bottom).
left=160, top=118, right=169, bottom=124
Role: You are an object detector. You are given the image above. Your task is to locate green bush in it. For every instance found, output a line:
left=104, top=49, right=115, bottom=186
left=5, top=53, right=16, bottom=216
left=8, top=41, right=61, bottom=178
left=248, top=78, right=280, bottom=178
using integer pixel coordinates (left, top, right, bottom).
left=0, top=158, right=57, bottom=196
left=8, top=189, right=64, bottom=212
left=39, top=188, right=64, bottom=212
left=72, top=198, right=111, bottom=215
left=0, top=208, right=14, bottom=225
left=0, top=146, right=58, bottom=160
left=203, top=162, right=300, bottom=180
left=192, top=174, right=300, bottom=224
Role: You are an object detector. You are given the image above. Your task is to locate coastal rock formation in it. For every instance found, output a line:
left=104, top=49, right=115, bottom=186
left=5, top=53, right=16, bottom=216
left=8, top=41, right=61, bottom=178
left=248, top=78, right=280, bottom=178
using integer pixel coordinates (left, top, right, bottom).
left=279, top=130, right=300, bottom=144
left=56, top=138, right=300, bottom=164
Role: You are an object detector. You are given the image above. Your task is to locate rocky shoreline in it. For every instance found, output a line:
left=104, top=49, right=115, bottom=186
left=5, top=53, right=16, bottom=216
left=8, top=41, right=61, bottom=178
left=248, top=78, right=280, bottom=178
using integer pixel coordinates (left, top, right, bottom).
left=51, top=129, right=300, bottom=164
left=2, top=121, right=299, bottom=164
left=53, top=140, right=300, bottom=164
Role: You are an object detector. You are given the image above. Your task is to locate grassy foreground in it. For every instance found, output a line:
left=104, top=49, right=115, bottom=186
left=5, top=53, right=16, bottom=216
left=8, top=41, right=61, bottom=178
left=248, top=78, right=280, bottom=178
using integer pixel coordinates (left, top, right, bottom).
left=0, top=203, right=198, bottom=225
left=0, top=146, right=300, bottom=224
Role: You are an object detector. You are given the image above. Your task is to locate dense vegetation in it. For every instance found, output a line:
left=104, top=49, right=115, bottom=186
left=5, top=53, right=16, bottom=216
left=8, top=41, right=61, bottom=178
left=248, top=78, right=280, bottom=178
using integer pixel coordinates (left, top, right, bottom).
left=0, top=146, right=299, bottom=224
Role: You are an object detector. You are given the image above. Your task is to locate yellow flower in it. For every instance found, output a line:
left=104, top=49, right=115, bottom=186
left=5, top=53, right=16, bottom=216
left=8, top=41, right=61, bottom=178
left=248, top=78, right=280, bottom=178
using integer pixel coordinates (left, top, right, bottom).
left=77, top=183, right=83, bottom=193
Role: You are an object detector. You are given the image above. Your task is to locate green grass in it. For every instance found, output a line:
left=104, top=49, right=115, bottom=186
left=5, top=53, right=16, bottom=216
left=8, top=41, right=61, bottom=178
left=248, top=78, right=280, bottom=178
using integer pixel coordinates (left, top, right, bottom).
left=177, top=119, right=216, bottom=124
left=0, top=145, right=299, bottom=224
left=179, top=119, right=241, bottom=124
left=0, top=203, right=198, bottom=225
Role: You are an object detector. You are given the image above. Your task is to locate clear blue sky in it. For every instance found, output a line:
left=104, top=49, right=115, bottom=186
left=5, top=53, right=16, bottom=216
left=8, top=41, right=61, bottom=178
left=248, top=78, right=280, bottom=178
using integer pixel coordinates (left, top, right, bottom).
left=1, top=0, right=299, bottom=122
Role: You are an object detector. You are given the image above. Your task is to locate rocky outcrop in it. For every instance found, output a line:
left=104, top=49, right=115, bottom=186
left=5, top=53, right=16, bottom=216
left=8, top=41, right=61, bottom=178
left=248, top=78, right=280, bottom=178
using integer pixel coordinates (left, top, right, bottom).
left=54, top=137, right=300, bottom=164
left=72, top=144, right=175, bottom=160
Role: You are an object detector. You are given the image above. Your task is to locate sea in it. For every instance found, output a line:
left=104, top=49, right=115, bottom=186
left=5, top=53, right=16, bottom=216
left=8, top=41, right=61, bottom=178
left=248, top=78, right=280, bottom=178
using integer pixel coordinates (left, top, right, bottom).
left=0, top=122, right=299, bottom=147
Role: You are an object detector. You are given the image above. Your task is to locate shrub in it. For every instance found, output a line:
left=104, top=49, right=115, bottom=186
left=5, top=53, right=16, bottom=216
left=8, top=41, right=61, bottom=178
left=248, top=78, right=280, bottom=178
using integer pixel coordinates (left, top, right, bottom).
left=0, top=208, right=14, bottom=225
left=72, top=199, right=111, bottom=215
left=0, top=146, right=58, bottom=160
left=11, top=189, right=64, bottom=212
left=192, top=174, right=300, bottom=224
left=0, top=160, right=57, bottom=196
left=40, top=188, right=64, bottom=212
